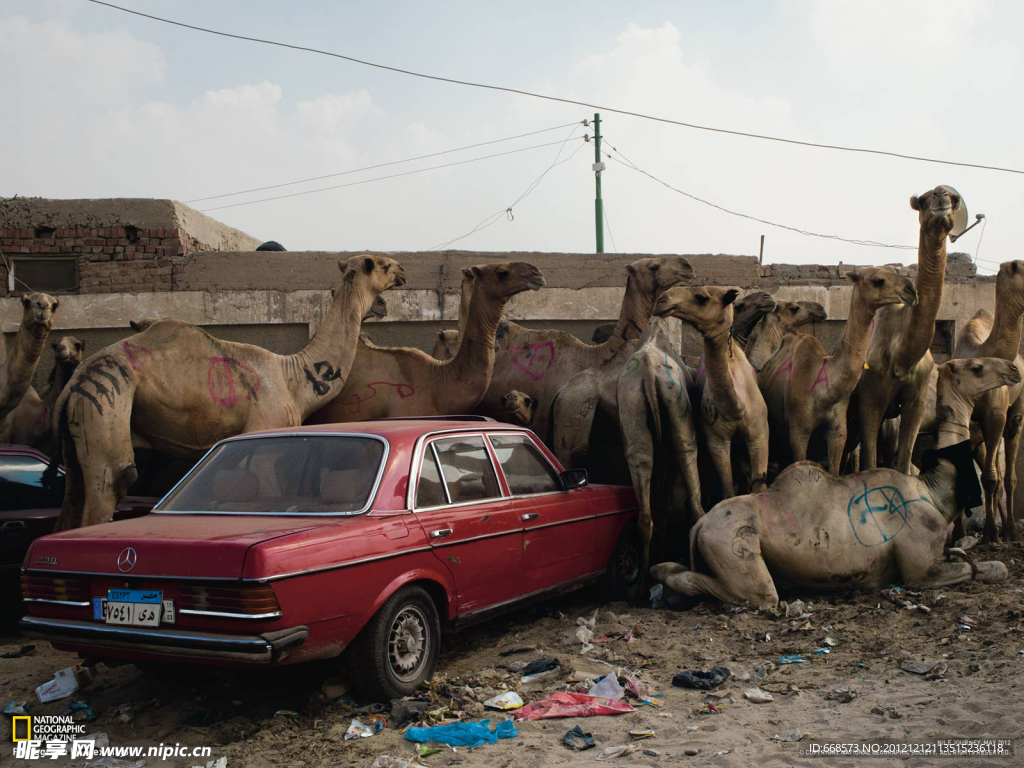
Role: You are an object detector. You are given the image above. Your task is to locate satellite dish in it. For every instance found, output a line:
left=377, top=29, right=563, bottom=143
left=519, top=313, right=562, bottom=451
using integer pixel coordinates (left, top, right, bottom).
left=941, top=185, right=969, bottom=238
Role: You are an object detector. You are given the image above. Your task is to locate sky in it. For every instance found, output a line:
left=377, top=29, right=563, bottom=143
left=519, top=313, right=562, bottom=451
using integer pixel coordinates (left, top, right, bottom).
left=1, top=0, right=1020, bottom=273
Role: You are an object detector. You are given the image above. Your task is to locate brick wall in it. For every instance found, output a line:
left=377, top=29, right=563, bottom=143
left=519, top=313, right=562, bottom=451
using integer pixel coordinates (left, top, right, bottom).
left=0, top=225, right=212, bottom=294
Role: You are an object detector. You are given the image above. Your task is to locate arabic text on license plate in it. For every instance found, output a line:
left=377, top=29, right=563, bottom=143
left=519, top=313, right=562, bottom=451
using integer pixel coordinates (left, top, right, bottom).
left=94, top=598, right=175, bottom=625
left=102, top=589, right=163, bottom=627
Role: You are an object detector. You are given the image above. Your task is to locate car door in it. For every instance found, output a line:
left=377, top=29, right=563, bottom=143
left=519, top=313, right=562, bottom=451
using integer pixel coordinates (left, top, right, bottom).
left=413, top=434, right=523, bottom=614
left=487, top=432, right=595, bottom=598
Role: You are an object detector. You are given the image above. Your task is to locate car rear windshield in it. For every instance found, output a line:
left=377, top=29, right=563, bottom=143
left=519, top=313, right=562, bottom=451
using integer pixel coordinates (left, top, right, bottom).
left=157, top=436, right=385, bottom=515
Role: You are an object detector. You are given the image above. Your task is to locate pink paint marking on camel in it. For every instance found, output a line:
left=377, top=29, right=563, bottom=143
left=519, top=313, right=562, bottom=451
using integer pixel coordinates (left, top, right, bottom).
left=121, top=340, right=152, bottom=373
left=809, top=359, right=830, bottom=394
left=697, top=361, right=706, bottom=377
left=207, top=356, right=261, bottom=408
left=768, top=356, right=794, bottom=386
left=343, top=381, right=415, bottom=414
left=510, top=341, right=555, bottom=381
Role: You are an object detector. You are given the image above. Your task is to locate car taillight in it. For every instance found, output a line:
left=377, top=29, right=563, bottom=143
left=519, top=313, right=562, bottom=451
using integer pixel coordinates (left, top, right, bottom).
left=21, top=573, right=90, bottom=604
left=178, top=584, right=281, bottom=618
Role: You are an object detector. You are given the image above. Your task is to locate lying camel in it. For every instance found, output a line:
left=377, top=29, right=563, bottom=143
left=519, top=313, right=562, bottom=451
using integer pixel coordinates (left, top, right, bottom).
left=0, top=293, right=58, bottom=424
left=306, top=263, right=544, bottom=423
left=652, top=357, right=1017, bottom=609
left=745, top=300, right=827, bottom=370
left=431, top=269, right=474, bottom=360
left=54, top=254, right=405, bottom=530
left=477, top=256, right=695, bottom=437
left=857, top=186, right=961, bottom=472
left=731, top=291, right=777, bottom=350
left=617, top=317, right=704, bottom=577
left=951, top=259, right=1024, bottom=541
left=7, top=336, right=85, bottom=450
left=501, top=390, right=537, bottom=426
left=653, top=286, right=768, bottom=498
left=758, top=268, right=916, bottom=473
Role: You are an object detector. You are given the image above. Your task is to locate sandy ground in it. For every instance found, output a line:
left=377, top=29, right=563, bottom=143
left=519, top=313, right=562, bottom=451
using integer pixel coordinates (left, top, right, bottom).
left=2, top=541, right=1023, bottom=768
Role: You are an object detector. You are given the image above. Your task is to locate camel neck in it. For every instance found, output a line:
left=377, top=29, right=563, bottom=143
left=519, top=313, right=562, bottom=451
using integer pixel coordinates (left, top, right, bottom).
left=700, top=321, right=744, bottom=418
left=900, top=229, right=946, bottom=364
left=980, top=293, right=1024, bottom=360
left=607, top=276, right=656, bottom=353
left=827, top=289, right=877, bottom=396
left=747, top=313, right=785, bottom=370
left=0, top=319, right=49, bottom=419
left=291, top=279, right=377, bottom=417
left=444, top=287, right=508, bottom=391
left=451, top=278, right=475, bottom=356
left=46, top=360, right=78, bottom=407
left=920, top=457, right=960, bottom=523
left=933, top=382, right=976, bottom=450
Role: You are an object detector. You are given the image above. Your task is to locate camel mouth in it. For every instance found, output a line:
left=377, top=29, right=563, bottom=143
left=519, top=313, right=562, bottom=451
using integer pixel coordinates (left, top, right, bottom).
left=526, top=277, right=546, bottom=291
left=653, top=304, right=674, bottom=318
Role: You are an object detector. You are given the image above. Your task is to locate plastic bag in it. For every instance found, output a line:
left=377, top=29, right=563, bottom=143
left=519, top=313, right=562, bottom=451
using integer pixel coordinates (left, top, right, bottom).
left=588, top=675, right=624, bottom=700
left=514, top=692, right=634, bottom=721
left=672, top=666, right=731, bottom=690
left=483, top=692, right=524, bottom=710
left=563, top=725, right=596, bottom=751
left=404, top=718, right=518, bottom=748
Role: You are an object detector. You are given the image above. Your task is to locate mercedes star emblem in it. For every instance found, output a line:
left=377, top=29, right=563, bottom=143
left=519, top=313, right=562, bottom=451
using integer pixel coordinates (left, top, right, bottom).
left=117, top=547, right=137, bottom=573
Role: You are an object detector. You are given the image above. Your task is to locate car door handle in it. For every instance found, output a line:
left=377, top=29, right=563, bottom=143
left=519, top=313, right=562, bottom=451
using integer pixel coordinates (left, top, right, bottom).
left=430, top=528, right=453, bottom=539
left=521, top=513, right=539, bottom=521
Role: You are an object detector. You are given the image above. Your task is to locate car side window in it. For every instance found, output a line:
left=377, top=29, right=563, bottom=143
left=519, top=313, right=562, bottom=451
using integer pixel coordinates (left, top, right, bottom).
left=488, top=434, right=561, bottom=496
left=431, top=436, right=501, bottom=504
left=0, top=455, right=65, bottom=511
left=416, top=449, right=448, bottom=508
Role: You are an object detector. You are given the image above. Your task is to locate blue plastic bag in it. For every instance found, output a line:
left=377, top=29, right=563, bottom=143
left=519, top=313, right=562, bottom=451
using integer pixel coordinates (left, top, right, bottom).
left=404, top=718, right=519, bottom=748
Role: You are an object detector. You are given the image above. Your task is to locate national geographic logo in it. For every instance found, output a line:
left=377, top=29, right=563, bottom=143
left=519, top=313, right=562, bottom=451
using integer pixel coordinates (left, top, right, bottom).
left=11, top=716, right=30, bottom=741
left=11, top=715, right=84, bottom=741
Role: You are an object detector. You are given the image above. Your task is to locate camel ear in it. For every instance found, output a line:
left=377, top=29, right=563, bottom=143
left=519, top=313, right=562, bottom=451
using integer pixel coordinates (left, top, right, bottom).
left=471, top=266, right=485, bottom=278
left=130, top=320, right=141, bottom=331
left=78, top=339, right=86, bottom=351
left=845, top=271, right=861, bottom=284
left=909, top=196, right=921, bottom=211
left=437, top=330, right=446, bottom=340
left=363, top=256, right=376, bottom=274
left=721, top=289, right=740, bottom=307
left=21, top=296, right=31, bottom=309
left=462, top=267, right=474, bottom=279
left=625, top=264, right=637, bottom=276
left=337, top=259, right=347, bottom=273
left=51, top=300, right=59, bottom=311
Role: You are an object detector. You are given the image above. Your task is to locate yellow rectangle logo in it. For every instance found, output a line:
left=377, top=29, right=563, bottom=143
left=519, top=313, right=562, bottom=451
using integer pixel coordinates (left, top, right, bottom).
left=12, top=715, right=31, bottom=742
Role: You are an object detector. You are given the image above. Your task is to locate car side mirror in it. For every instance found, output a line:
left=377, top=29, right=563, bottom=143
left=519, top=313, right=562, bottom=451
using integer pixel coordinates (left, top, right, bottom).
left=559, top=468, right=588, bottom=490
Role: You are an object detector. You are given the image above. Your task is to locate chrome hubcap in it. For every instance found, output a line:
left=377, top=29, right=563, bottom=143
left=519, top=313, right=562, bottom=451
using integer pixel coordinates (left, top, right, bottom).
left=388, top=607, right=427, bottom=681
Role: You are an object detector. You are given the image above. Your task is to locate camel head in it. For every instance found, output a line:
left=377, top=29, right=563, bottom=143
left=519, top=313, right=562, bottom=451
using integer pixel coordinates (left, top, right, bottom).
left=129, top=317, right=161, bottom=332
left=501, top=390, right=537, bottom=426
left=21, top=292, right=58, bottom=333
left=733, top=291, right=777, bottom=333
left=52, top=336, right=85, bottom=365
left=938, top=357, right=1021, bottom=408
left=910, top=185, right=963, bottom=239
left=777, top=300, right=827, bottom=329
left=625, top=255, right=695, bottom=298
left=366, top=296, right=388, bottom=321
left=434, top=328, right=459, bottom=360
left=845, top=266, right=917, bottom=310
left=995, top=260, right=1024, bottom=313
left=653, top=285, right=739, bottom=335
left=468, top=262, right=546, bottom=299
left=340, top=254, right=407, bottom=295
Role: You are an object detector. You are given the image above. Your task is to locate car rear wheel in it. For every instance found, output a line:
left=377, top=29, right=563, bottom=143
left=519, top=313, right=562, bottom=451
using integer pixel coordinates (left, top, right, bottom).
left=349, top=585, right=441, bottom=702
left=600, top=521, right=644, bottom=604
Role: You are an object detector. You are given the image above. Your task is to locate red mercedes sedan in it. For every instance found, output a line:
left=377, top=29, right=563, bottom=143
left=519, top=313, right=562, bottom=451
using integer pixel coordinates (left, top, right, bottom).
left=20, top=419, right=640, bottom=700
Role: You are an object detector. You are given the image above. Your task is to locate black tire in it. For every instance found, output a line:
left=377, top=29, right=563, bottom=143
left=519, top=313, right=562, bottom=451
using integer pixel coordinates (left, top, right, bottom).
left=349, top=585, right=441, bottom=702
left=600, top=521, right=644, bottom=605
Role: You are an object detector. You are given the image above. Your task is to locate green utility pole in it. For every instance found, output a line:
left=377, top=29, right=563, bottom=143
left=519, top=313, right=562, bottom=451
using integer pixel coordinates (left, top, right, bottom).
left=592, top=112, right=604, bottom=254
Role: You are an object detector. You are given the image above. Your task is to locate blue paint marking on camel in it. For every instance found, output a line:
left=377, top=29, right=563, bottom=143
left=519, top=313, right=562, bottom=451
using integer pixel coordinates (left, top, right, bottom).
left=847, top=483, right=929, bottom=546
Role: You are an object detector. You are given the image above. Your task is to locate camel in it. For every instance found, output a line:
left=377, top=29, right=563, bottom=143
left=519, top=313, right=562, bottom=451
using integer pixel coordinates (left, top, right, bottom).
left=53, top=254, right=406, bottom=530
left=745, top=300, right=828, bottom=370
left=652, top=286, right=769, bottom=498
left=306, top=263, right=545, bottom=423
left=501, top=390, right=537, bottom=426
left=6, top=336, right=85, bottom=449
left=757, top=268, right=917, bottom=473
left=731, top=291, right=777, bottom=350
left=951, top=259, right=1024, bottom=541
left=431, top=269, right=475, bottom=361
left=856, top=186, right=962, bottom=472
left=616, top=317, right=704, bottom=577
left=0, top=293, right=58, bottom=423
left=652, top=357, right=1018, bottom=609
left=477, top=256, right=695, bottom=437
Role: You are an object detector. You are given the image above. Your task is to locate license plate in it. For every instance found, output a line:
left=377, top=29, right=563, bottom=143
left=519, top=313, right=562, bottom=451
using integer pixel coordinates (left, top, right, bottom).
left=93, top=591, right=174, bottom=627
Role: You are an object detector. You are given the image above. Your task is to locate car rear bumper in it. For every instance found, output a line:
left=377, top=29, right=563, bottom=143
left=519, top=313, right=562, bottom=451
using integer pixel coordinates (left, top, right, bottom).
left=19, top=616, right=307, bottom=664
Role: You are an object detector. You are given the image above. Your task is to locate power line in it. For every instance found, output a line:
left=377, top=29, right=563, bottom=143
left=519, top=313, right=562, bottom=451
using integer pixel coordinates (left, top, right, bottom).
left=600, top=138, right=916, bottom=251
left=429, top=125, right=587, bottom=251
left=87, top=0, right=1024, bottom=177
left=199, top=137, right=584, bottom=212
left=186, top=121, right=582, bottom=203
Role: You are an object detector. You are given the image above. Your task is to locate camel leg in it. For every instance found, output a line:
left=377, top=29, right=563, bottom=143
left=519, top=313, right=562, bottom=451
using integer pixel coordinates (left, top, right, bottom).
left=894, top=391, right=928, bottom=473
left=1001, top=407, right=1023, bottom=541
left=706, top=434, right=736, bottom=499
left=980, top=410, right=1006, bottom=542
left=623, top=435, right=655, bottom=577
left=825, top=415, right=848, bottom=476
left=858, top=401, right=884, bottom=471
left=788, top=425, right=811, bottom=464
left=744, top=427, right=769, bottom=492
left=897, top=541, right=1009, bottom=588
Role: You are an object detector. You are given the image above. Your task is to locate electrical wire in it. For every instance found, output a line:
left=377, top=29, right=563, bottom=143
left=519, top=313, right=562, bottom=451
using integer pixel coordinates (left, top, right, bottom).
left=429, top=125, right=587, bottom=251
left=603, top=206, right=618, bottom=253
left=199, top=137, right=584, bottom=212
left=600, top=138, right=916, bottom=250
left=186, top=121, right=582, bottom=203
left=87, top=0, right=1024, bottom=177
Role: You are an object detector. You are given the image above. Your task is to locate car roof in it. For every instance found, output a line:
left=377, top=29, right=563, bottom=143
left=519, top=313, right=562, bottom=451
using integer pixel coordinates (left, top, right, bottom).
left=0, top=444, right=52, bottom=461
left=238, top=419, right=528, bottom=441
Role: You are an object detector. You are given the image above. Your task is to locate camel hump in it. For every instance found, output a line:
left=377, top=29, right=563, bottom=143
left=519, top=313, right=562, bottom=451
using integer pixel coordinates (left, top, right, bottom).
left=769, top=460, right=832, bottom=492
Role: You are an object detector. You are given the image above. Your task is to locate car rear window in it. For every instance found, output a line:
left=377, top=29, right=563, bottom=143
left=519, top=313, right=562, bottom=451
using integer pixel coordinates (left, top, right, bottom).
left=0, top=455, right=64, bottom=511
left=156, top=436, right=385, bottom=515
